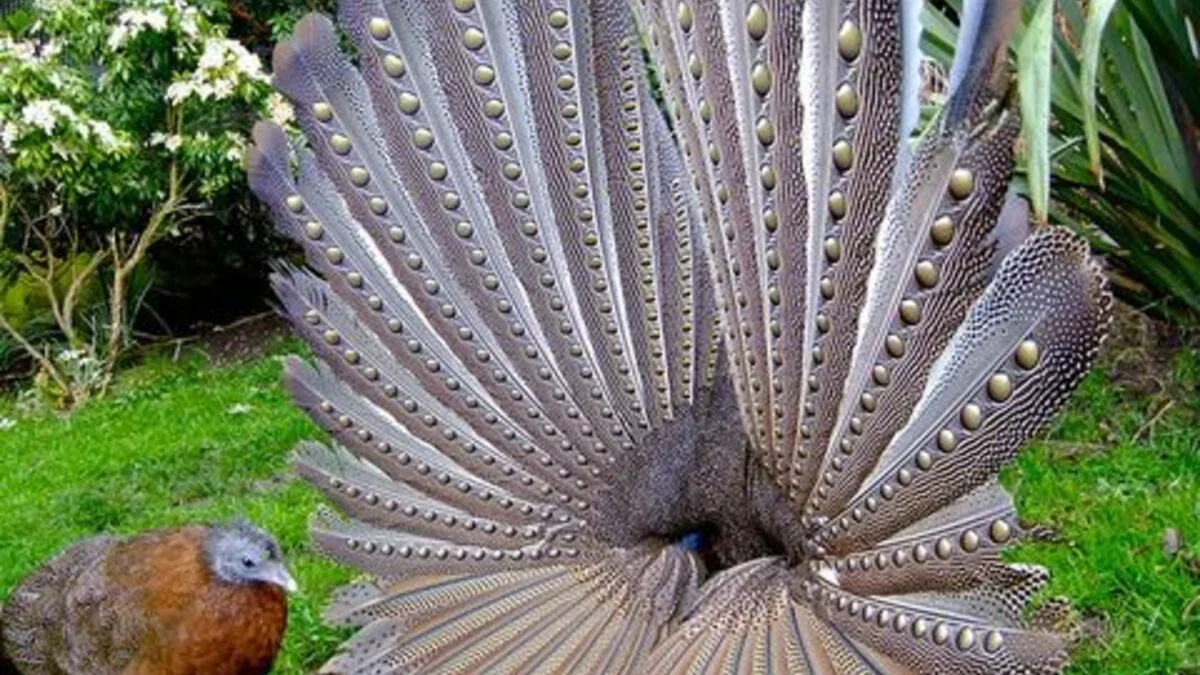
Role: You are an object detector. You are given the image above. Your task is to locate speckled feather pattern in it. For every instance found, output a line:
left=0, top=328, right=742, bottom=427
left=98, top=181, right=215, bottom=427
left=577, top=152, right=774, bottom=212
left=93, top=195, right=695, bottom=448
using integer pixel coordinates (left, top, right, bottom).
left=247, top=0, right=1110, bottom=672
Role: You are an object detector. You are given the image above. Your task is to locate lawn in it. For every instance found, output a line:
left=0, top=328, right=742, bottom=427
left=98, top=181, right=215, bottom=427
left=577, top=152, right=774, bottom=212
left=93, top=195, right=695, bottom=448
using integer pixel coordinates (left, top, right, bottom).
left=0, top=334, right=1196, bottom=674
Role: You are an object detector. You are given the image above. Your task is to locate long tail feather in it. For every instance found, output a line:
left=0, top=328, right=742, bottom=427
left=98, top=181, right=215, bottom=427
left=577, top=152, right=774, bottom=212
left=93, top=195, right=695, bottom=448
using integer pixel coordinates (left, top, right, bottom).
left=250, top=1, right=1110, bottom=673
left=318, top=545, right=699, bottom=674
left=807, top=2, right=1026, bottom=521
left=817, top=227, right=1110, bottom=552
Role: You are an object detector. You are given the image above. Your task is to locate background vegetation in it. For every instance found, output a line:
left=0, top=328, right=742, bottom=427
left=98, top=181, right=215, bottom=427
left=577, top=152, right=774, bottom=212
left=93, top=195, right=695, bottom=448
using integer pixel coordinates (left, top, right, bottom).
left=0, top=0, right=338, bottom=405
left=0, top=0, right=1194, bottom=399
left=926, top=0, right=1200, bottom=322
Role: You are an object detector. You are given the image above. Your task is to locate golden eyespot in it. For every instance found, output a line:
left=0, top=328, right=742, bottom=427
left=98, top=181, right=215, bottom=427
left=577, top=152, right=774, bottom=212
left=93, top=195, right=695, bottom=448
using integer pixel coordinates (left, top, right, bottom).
left=838, top=20, right=862, bottom=60
left=745, top=3, right=767, bottom=40
left=949, top=168, right=975, bottom=199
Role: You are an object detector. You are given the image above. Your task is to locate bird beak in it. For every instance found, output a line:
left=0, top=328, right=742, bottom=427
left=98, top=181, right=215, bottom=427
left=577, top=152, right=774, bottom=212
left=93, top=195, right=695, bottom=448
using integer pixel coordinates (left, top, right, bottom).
left=268, top=566, right=299, bottom=594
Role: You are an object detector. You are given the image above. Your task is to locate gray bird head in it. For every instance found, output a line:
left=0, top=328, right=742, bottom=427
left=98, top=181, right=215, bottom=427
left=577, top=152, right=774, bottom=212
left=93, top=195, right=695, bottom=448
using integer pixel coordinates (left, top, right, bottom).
left=205, top=520, right=298, bottom=594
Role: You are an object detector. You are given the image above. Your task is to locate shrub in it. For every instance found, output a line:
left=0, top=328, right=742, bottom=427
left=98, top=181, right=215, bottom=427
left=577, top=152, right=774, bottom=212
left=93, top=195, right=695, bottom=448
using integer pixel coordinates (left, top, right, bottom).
left=0, top=0, right=291, bottom=405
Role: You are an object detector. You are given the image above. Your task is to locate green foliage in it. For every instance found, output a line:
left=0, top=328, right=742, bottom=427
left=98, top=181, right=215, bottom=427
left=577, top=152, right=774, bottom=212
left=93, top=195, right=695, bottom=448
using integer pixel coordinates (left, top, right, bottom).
left=1017, top=0, right=1055, bottom=223
left=0, top=0, right=287, bottom=228
left=924, top=0, right=1200, bottom=325
left=0, top=248, right=104, bottom=331
left=1006, top=354, right=1200, bottom=673
left=235, top=0, right=340, bottom=42
left=0, top=0, right=299, bottom=394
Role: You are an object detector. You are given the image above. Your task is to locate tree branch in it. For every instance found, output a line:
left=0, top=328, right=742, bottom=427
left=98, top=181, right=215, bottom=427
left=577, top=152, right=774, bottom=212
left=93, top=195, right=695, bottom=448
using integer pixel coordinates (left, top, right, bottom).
left=0, top=310, right=72, bottom=401
left=99, top=152, right=183, bottom=394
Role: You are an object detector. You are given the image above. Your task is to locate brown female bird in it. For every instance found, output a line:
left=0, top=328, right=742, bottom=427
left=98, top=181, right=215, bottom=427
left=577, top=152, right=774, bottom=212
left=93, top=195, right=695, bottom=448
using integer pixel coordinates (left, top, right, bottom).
left=1, top=521, right=295, bottom=675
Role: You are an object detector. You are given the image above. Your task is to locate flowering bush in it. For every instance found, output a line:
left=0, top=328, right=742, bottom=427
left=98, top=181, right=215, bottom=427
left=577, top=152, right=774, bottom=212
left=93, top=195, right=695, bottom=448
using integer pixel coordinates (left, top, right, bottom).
left=1, top=0, right=289, bottom=223
left=0, top=0, right=294, bottom=406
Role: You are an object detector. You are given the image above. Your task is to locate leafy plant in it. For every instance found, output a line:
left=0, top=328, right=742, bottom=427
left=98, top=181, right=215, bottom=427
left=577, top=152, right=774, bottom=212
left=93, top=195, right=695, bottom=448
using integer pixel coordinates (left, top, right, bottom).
left=0, top=0, right=293, bottom=405
left=924, top=0, right=1200, bottom=325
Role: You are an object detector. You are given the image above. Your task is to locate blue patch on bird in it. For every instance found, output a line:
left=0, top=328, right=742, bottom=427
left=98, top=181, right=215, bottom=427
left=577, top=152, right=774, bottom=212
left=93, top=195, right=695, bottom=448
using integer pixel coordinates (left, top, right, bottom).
left=679, top=530, right=706, bottom=552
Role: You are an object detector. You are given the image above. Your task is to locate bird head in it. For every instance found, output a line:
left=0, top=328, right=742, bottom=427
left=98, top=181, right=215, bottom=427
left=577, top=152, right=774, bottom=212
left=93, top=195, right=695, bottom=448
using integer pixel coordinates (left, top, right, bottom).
left=205, top=520, right=298, bottom=594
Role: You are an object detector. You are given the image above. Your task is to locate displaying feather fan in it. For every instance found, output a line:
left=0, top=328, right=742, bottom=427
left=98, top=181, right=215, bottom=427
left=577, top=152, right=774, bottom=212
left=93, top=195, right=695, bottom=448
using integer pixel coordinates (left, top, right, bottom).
left=247, top=1, right=1110, bottom=672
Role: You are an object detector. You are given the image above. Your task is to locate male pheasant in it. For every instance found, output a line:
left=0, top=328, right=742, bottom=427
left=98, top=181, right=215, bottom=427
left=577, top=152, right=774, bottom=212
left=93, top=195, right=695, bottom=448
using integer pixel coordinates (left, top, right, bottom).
left=248, top=0, right=1110, bottom=672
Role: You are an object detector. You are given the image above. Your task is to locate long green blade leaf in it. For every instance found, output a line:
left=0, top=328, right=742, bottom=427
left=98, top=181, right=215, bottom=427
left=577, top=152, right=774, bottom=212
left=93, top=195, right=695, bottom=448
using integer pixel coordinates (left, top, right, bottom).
left=1081, top=0, right=1119, bottom=188
left=1019, top=0, right=1056, bottom=224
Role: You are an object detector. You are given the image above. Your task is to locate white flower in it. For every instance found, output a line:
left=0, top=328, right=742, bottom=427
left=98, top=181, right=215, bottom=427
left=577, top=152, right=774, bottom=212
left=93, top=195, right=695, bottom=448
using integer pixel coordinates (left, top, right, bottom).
left=165, top=80, right=194, bottom=103
left=0, top=36, right=61, bottom=63
left=149, top=131, right=183, bottom=152
left=196, top=38, right=226, bottom=70
left=267, top=92, right=294, bottom=126
left=87, top=120, right=125, bottom=152
left=22, top=106, right=55, bottom=134
left=232, top=47, right=268, bottom=83
left=167, top=38, right=269, bottom=105
left=176, top=7, right=200, bottom=37
left=107, top=26, right=130, bottom=52
left=0, top=38, right=36, bottom=62
left=20, top=99, right=77, bottom=135
left=210, top=77, right=235, bottom=100
left=108, top=8, right=170, bottom=51
left=0, top=417, right=15, bottom=432
left=223, top=131, right=246, bottom=163
left=1, top=122, right=19, bottom=153
left=144, top=10, right=169, bottom=31
left=41, top=40, right=63, bottom=60
left=20, top=103, right=54, bottom=135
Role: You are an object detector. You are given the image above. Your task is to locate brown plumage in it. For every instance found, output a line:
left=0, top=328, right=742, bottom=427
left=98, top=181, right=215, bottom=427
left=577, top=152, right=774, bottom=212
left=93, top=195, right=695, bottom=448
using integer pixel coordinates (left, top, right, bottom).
left=1, top=522, right=295, bottom=675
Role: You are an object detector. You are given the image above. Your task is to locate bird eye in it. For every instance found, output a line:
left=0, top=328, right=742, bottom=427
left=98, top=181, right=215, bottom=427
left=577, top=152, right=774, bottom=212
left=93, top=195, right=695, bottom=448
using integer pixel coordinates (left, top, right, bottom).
left=242, top=557, right=256, bottom=568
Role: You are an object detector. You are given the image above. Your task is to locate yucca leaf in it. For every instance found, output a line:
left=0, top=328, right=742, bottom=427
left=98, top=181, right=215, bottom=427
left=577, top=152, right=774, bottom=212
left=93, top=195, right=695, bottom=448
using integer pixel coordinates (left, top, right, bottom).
left=1081, top=0, right=1119, bottom=187
left=1018, top=0, right=1055, bottom=224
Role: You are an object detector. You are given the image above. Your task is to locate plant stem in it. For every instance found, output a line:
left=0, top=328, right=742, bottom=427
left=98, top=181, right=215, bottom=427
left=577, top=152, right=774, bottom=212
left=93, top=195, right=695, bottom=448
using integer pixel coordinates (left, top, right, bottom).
left=100, top=159, right=182, bottom=394
left=0, top=310, right=73, bottom=405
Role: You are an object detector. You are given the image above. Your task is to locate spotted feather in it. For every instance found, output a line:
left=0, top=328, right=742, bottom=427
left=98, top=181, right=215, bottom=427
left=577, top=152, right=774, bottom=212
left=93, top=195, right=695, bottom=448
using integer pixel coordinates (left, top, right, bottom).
left=248, top=1, right=1110, bottom=672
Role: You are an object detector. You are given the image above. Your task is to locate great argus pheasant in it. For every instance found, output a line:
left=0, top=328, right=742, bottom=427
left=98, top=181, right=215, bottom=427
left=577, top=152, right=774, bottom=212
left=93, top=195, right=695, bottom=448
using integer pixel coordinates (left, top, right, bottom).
left=247, top=0, right=1110, bottom=672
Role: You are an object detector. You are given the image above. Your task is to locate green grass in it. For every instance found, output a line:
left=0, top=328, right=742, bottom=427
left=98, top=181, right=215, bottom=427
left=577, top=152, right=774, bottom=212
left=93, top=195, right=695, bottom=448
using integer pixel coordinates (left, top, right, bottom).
left=0, top=339, right=1197, bottom=673
left=1006, top=348, right=1200, bottom=674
